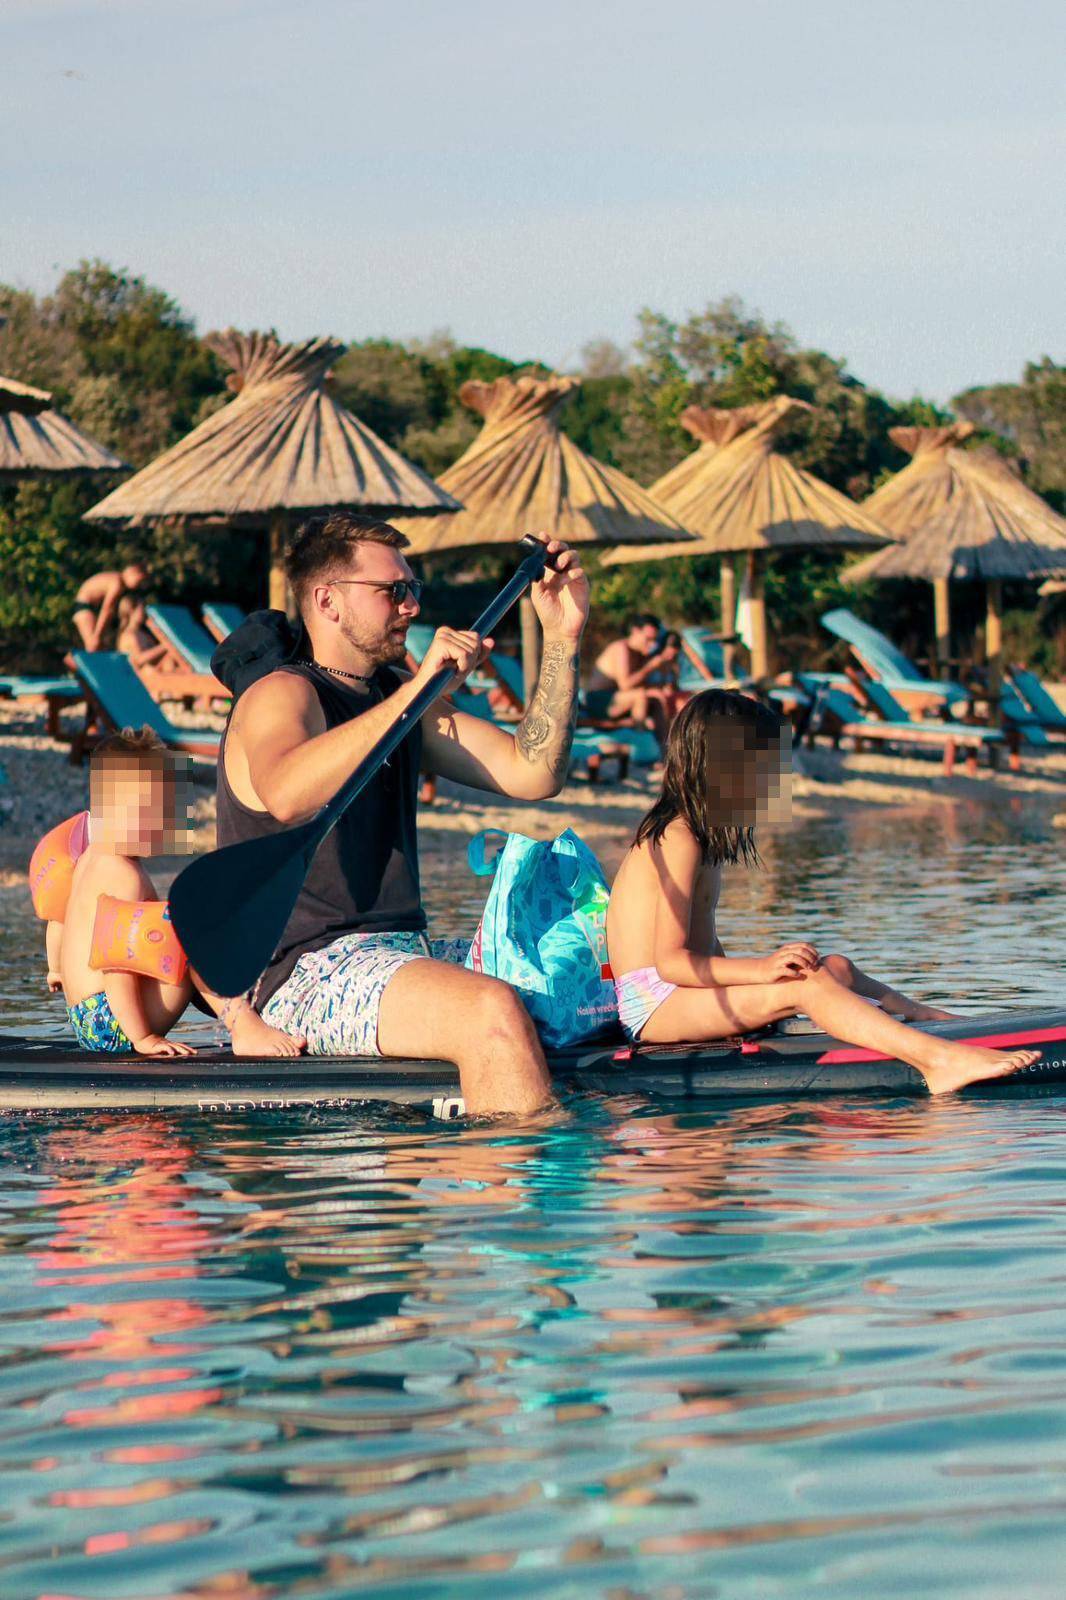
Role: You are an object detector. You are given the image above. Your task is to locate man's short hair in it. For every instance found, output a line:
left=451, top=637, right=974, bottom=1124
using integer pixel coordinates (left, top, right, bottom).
left=627, top=612, right=661, bottom=633
left=285, top=511, right=409, bottom=609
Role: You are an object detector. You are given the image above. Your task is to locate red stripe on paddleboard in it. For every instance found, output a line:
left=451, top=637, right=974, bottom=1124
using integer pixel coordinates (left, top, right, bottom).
left=816, top=1024, right=1066, bottom=1066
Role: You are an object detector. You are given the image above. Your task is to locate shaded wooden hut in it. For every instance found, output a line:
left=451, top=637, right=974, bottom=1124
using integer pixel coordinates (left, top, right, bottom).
left=846, top=441, right=1066, bottom=701
left=0, top=375, right=126, bottom=478
left=605, top=397, right=891, bottom=678
left=86, top=331, right=459, bottom=607
left=393, top=374, right=690, bottom=689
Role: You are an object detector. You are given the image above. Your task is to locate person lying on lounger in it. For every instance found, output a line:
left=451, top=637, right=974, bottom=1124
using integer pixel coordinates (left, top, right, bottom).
left=116, top=595, right=169, bottom=671
left=606, top=688, right=1041, bottom=1095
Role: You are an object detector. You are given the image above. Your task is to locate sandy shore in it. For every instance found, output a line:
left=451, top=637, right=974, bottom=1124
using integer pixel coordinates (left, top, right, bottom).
left=2, top=696, right=1064, bottom=888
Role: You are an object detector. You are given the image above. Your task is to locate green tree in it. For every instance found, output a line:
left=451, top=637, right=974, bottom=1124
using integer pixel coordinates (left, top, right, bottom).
left=953, top=358, right=1066, bottom=511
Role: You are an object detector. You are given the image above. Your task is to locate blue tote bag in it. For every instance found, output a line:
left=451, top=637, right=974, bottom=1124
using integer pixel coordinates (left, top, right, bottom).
left=465, top=829, right=617, bottom=1047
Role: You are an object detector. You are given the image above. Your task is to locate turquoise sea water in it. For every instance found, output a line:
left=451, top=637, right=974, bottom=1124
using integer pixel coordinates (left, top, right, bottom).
left=0, top=797, right=1064, bottom=1597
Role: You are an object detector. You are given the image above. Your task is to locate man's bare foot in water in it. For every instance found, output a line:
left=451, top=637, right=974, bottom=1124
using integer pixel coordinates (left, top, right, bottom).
left=912, top=1039, right=1040, bottom=1095
left=230, top=1004, right=306, bottom=1058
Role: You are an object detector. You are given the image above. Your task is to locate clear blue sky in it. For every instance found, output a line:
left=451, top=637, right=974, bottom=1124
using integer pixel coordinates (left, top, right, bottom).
left=3, top=0, right=1063, bottom=402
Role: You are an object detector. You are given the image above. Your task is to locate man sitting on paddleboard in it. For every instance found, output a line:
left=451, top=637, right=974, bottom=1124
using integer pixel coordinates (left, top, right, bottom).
left=214, top=511, right=588, bottom=1117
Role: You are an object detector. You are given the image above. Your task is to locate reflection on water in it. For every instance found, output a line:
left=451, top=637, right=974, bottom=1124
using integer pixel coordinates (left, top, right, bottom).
left=0, top=798, right=1063, bottom=1595
left=3, top=1099, right=1066, bottom=1597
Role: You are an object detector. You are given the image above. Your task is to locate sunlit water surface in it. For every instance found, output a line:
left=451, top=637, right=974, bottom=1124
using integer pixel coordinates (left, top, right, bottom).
left=0, top=798, right=1064, bottom=1598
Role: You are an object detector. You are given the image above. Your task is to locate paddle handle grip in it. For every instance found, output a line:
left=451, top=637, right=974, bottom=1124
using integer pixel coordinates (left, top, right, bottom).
left=310, top=538, right=555, bottom=848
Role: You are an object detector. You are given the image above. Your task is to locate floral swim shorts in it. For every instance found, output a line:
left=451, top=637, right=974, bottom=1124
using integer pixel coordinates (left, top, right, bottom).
left=260, top=931, right=470, bottom=1057
left=68, top=991, right=133, bottom=1055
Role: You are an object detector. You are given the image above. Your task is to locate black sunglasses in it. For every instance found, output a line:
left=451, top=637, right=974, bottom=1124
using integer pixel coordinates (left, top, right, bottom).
left=330, top=578, right=424, bottom=606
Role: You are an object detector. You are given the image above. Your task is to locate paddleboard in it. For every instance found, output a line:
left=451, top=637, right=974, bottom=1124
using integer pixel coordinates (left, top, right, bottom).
left=0, top=1009, right=1064, bottom=1114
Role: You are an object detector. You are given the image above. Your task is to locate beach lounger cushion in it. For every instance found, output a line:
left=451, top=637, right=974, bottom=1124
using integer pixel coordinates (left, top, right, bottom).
left=72, top=652, right=221, bottom=758
left=816, top=684, right=1002, bottom=747
left=145, top=604, right=218, bottom=676
left=0, top=676, right=82, bottom=699
left=201, top=602, right=248, bottom=642
left=821, top=608, right=970, bottom=708
left=1008, top=667, right=1066, bottom=732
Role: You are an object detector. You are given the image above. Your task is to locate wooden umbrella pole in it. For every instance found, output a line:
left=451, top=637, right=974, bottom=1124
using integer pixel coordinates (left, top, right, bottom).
left=986, top=579, right=1004, bottom=719
left=720, top=557, right=738, bottom=679
left=520, top=594, right=540, bottom=701
left=269, top=511, right=288, bottom=612
left=933, top=577, right=951, bottom=679
left=746, top=551, right=769, bottom=681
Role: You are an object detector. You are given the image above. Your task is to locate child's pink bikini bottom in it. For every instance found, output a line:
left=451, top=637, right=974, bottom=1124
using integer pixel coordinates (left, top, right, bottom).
left=614, top=966, right=677, bottom=1041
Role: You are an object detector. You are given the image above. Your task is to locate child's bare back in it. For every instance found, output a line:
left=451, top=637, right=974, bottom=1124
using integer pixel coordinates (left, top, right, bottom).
left=607, top=822, right=721, bottom=980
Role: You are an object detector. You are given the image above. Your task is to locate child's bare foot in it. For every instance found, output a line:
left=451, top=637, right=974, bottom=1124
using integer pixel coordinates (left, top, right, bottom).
left=917, top=1040, right=1040, bottom=1095
left=230, top=1006, right=306, bottom=1058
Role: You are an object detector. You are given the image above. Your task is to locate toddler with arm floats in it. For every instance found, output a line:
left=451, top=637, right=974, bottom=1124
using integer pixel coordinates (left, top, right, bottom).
left=606, top=689, right=1040, bottom=1095
left=48, top=726, right=305, bottom=1058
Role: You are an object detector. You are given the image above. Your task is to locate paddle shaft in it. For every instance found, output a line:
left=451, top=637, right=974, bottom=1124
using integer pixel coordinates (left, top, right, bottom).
left=300, top=536, right=554, bottom=858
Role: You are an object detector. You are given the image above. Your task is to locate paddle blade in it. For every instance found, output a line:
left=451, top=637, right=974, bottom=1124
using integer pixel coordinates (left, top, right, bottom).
left=169, top=827, right=313, bottom=997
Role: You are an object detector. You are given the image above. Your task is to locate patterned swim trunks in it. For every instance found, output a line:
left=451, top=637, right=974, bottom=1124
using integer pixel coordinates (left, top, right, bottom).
left=68, top=991, right=134, bottom=1055
left=260, top=931, right=470, bottom=1057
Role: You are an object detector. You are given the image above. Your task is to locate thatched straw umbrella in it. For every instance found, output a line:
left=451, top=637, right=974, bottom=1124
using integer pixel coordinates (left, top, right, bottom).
left=855, top=422, right=1050, bottom=672
left=605, top=396, right=891, bottom=678
left=393, top=374, right=691, bottom=692
left=86, top=331, right=459, bottom=608
left=648, top=404, right=763, bottom=656
left=0, top=374, right=126, bottom=478
left=845, top=449, right=1066, bottom=705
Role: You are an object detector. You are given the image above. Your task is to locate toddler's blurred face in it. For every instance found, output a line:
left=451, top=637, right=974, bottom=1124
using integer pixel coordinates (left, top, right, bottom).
left=705, top=716, right=791, bottom=826
left=92, top=758, right=194, bottom=855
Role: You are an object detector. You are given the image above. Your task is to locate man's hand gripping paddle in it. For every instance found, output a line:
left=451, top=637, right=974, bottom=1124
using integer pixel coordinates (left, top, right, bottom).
left=169, top=535, right=558, bottom=997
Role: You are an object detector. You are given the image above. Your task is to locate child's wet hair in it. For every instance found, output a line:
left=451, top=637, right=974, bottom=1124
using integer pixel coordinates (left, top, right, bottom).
left=635, top=689, right=787, bottom=866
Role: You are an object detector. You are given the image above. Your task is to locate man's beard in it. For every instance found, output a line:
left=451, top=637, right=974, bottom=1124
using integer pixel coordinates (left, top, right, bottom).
left=338, top=609, right=409, bottom=667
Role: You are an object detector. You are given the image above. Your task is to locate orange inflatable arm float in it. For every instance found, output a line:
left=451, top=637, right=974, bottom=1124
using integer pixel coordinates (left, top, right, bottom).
left=89, top=896, right=189, bottom=985
left=28, top=811, right=90, bottom=922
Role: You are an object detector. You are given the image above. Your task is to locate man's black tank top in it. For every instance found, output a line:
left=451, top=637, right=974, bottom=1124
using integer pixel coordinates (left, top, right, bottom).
left=215, top=662, right=425, bottom=1009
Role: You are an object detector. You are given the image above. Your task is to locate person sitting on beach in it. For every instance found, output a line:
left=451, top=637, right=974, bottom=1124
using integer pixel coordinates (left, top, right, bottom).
left=115, top=595, right=169, bottom=671
left=213, top=511, right=590, bottom=1118
left=606, top=688, right=1040, bottom=1094
left=73, top=562, right=150, bottom=652
left=586, top=614, right=682, bottom=752
left=60, top=726, right=304, bottom=1058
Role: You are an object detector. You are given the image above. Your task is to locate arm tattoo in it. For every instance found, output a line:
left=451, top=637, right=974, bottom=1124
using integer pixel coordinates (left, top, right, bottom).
left=515, top=641, right=579, bottom=780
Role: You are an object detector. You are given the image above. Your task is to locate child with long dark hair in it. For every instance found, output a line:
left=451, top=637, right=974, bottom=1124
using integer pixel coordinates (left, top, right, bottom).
left=606, top=690, right=1039, bottom=1094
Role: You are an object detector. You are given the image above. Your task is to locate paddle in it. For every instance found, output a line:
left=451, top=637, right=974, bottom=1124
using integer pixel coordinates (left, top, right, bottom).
left=169, top=535, right=558, bottom=997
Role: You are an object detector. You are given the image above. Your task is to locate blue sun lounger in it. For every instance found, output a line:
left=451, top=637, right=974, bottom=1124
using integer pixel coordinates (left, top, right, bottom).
left=821, top=608, right=971, bottom=712
left=202, top=602, right=248, bottom=643
left=678, top=627, right=734, bottom=689
left=1007, top=667, right=1066, bottom=735
left=0, top=675, right=83, bottom=738
left=145, top=604, right=219, bottom=676
left=809, top=677, right=1005, bottom=774
left=71, top=652, right=221, bottom=764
